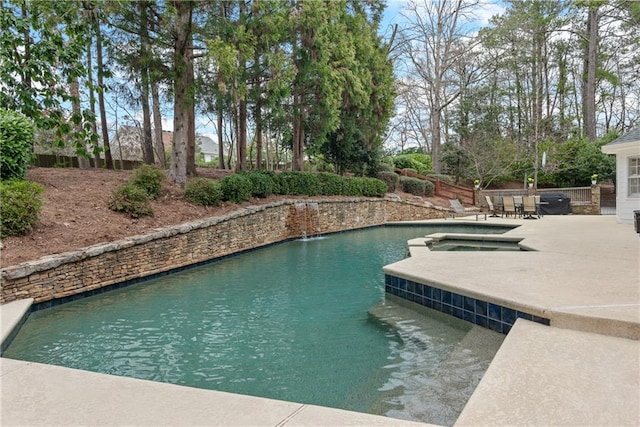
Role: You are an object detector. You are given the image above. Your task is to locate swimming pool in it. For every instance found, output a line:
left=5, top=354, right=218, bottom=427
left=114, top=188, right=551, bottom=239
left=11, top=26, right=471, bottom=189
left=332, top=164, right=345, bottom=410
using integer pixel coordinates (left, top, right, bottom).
left=4, top=224, right=506, bottom=426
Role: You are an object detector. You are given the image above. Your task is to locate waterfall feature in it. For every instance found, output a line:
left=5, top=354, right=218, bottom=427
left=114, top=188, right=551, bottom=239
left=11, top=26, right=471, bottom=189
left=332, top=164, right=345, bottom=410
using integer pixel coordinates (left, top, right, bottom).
left=294, top=202, right=320, bottom=240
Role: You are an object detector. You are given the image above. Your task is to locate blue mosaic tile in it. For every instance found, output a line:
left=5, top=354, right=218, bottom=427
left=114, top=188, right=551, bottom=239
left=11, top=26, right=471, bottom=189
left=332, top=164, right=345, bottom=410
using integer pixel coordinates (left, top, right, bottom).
left=476, top=315, right=488, bottom=328
left=464, top=296, right=475, bottom=312
left=488, top=303, right=501, bottom=321
left=533, top=316, right=550, bottom=326
left=423, top=285, right=432, bottom=299
left=452, top=293, right=463, bottom=308
left=517, top=311, right=533, bottom=321
left=442, top=290, right=452, bottom=305
left=488, top=319, right=503, bottom=333
left=502, top=307, right=517, bottom=325
left=407, top=281, right=415, bottom=294
left=475, top=300, right=487, bottom=316
left=463, top=310, right=475, bottom=323
left=384, top=274, right=550, bottom=336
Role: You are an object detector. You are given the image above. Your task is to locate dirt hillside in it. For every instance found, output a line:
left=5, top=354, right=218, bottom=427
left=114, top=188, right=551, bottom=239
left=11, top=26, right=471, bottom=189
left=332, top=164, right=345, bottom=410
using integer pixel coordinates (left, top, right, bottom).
left=1, top=167, right=452, bottom=266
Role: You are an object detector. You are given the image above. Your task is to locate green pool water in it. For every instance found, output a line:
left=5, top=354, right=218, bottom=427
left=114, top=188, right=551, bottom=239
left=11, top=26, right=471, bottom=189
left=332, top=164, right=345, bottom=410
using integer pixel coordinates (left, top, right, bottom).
left=4, top=224, right=506, bottom=426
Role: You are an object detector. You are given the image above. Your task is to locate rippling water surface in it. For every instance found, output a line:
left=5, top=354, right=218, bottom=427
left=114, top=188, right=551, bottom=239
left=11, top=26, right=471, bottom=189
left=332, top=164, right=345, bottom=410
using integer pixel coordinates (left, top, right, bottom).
left=5, top=225, right=505, bottom=426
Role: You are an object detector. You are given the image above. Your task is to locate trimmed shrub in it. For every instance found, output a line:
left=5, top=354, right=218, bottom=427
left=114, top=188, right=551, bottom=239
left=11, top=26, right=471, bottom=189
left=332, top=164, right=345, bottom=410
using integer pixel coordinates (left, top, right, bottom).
left=276, top=171, right=321, bottom=196
left=0, top=180, right=43, bottom=237
left=360, top=177, right=387, bottom=197
left=377, top=171, right=399, bottom=192
left=108, top=183, right=153, bottom=218
left=399, top=176, right=426, bottom=196
left=220, top=173, right=252, bottom=203
left=393, top=154, right=432, bottom=175
left=401, top=168, right=418, bottom=175
left=130, top=164, right=165, bottom=199
left=317, top=172, right=345, bottom=195
left=393, top=155, right=423, bottom=172
left=0, top=109, right=34, bottom=181
left=241, top=170, right=277, bottom=198
left=424, top=180, right=435, bottom=197
left=404, top=153, right=433, bottom=172
left=184, top=177, right=222, bottom=206
left=377, top=162, right=395, bottom=173
left=343, top=177, right=364, bottom=196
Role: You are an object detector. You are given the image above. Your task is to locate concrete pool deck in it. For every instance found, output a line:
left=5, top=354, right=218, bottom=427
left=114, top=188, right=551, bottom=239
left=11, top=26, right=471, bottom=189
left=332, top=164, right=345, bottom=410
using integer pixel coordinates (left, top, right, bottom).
left=1, top=215, right=639, bottom=425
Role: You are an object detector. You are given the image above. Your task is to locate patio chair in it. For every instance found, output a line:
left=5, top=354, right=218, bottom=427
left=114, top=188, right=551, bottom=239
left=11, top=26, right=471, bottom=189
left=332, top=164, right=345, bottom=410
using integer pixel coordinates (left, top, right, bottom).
left=502, top=196, right=518, bottom=218
left=446, top=199, right=487, bottom=221
left=513, top=195, right=524, bottom=217
left=485, top=195, right=499, bottom=217
left=522, top=196, right=537, bottom=219
left=534, top=195, right=543, bottom=218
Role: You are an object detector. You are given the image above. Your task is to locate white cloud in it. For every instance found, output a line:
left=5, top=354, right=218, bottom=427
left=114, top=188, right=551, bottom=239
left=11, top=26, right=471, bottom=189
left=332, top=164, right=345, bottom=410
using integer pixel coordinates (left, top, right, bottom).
left=475, top=0, right=506, bottom=27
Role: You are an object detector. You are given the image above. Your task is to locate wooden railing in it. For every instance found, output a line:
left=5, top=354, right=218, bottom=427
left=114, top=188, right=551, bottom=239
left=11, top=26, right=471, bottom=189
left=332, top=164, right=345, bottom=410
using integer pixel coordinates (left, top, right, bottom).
left=395, top=168, right=475, bottom=205
left=482, top=187, right=592, bottom=206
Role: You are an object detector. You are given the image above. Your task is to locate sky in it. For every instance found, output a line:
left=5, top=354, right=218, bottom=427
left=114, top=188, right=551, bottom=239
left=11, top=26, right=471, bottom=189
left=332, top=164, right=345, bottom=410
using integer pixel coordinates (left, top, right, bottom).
left=144, top=0, right=506, bottom=142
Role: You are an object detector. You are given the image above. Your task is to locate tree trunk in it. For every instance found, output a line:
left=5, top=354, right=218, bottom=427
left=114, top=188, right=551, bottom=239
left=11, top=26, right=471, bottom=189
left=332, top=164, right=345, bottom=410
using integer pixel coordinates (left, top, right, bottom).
left=168, top=0, right=193, bottom=185
left=151, top=81, right=166, bottom=167
left=86, top=29, right=100, bottom=168
left=582, top=5, right=598, bottom=141
left=95, top=16, right=113, bottom=170
left=235, top=0, right=247, bottom=172
left=217, top=98, right=224, bottom=169
left=237, top=97, right=247, bottom=171
left=139, top=3, right=155, bottom=165
left=70, top=78, right=90, bottom=169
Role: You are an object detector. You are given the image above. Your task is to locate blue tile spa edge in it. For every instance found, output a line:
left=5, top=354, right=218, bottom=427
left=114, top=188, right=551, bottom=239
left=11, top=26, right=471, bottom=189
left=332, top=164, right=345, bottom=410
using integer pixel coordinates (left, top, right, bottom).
left=384, top=274, right=550, bottom=334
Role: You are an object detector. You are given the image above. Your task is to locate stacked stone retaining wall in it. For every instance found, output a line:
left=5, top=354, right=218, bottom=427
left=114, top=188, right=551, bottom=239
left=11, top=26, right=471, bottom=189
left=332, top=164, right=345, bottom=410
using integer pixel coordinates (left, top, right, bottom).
left=0, top=198, right=447, bottom=305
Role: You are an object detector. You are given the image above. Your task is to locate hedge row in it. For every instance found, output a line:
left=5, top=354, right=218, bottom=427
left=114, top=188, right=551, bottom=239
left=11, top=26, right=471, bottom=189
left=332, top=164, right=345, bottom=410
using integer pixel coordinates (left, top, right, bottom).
left=184, top=171, right=388, bottom=206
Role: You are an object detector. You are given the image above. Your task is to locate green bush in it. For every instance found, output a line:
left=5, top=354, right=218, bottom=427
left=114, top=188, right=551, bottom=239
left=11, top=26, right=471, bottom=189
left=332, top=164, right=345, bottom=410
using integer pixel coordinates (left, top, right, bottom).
left=360, top=177, right=387, bottom=197
left=241, top=170, right=277, bottom=198
left=393, top=156, right=423, bottom=174
left=276, top=172, right=321, bottom=196
left=377, top=162, right=395, bottom=173
left=220, top=173, right=252, bottom=203
left=317, top=172, right=345, bottom=195
left=343, top=177, right=364, bottom=196
left=404, top=153, right=433, bottom=172
left=184, top=178, right=222, bottom=206
left=130, top=164, right=165, bottom=199
left=424, top=180, right=435, bottom=197
left=377, top=171, right=399, bottom=192
left=399, top=176, right=426, bottom=196
left=0, top=180, right=43, bottom=237
left=108, top=183, right=153, bottom=218
left=0, top=109, right=34, bottom=181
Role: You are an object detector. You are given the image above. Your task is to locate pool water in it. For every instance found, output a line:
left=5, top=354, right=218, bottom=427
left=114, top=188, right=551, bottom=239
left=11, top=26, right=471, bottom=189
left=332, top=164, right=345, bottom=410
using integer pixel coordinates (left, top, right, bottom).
left=429, top=239, right=523, bottom=251
left=4, top=225, right=505, bottom=426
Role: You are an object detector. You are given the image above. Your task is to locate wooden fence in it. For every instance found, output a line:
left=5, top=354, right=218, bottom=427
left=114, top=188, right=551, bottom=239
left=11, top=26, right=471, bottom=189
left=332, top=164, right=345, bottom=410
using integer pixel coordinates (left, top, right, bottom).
left=32, top=154, right=141, bottom=170
left=395, top=168, right=475, bottom=205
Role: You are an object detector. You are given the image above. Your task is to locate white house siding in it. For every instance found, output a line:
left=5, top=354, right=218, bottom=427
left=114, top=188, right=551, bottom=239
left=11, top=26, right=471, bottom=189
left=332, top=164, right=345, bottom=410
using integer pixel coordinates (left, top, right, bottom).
left=602, top=128, right=640, bottom=225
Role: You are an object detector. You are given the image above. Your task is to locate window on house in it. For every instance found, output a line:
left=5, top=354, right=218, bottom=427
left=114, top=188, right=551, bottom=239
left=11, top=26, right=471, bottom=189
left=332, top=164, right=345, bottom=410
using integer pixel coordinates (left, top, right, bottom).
left=630, top=157, right=640, bottom=197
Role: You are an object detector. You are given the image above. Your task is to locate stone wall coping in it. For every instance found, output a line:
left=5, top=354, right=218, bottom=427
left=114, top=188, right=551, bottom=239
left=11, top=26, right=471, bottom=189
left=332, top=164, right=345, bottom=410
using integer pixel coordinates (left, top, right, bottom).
left=1, top=197, right=427, bottom=281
